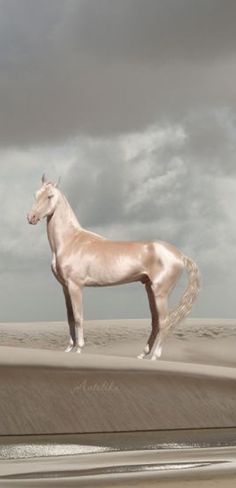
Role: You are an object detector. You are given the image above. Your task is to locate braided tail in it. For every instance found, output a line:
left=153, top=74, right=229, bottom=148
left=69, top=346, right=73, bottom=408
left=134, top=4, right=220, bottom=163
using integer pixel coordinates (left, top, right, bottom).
left=167, top=255, right=201, bottom=330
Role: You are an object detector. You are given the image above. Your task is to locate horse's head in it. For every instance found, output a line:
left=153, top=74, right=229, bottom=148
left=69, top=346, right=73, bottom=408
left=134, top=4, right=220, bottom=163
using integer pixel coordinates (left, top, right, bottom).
left=27, top=174, right=61, bottom=225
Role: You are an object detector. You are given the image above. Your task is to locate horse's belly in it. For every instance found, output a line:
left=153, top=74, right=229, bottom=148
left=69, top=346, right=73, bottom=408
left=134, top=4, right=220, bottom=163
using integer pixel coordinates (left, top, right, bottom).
left=83, top=257, right=144, bottom=286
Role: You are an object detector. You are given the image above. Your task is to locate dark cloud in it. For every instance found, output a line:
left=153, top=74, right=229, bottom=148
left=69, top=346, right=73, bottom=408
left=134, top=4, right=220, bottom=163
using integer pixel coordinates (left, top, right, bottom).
left=1, top=0, right=236, bottom=144
left=65, top=0, right=236, bottom=63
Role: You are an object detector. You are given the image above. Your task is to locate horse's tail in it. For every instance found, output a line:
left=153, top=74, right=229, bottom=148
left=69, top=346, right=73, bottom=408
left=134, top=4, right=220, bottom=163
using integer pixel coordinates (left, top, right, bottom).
left=167, top=255, right=200, bottom=330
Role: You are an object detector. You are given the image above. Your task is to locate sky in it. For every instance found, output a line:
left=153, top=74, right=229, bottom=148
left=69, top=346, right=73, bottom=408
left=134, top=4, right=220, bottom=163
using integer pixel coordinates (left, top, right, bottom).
left=0, top=0, right=236, bottom=322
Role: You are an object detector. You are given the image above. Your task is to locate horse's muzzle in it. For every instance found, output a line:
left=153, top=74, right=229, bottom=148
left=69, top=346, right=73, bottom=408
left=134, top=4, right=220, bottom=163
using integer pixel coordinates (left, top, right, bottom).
left=27, top=213, right=39, bottom=225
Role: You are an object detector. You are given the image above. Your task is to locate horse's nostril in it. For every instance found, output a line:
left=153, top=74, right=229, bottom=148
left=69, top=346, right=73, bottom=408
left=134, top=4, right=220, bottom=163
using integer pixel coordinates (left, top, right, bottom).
left=27, top=213, right=36, bottom=224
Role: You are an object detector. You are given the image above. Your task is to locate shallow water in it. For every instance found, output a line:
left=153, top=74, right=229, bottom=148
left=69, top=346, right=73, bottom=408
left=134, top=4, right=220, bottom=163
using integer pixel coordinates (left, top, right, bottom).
left=1, top=429, right=236, bottom=460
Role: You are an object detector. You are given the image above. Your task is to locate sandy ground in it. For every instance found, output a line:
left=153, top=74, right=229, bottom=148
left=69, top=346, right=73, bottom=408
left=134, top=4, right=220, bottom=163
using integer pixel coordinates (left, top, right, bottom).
left=0, top=318, right=236, bottom=366
left=0, top=318, right=236, bottom=486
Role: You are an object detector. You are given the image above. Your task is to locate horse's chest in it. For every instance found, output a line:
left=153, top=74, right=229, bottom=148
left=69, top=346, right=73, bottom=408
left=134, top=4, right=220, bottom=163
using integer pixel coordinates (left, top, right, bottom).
left=51, top=255, right=66, bottom=284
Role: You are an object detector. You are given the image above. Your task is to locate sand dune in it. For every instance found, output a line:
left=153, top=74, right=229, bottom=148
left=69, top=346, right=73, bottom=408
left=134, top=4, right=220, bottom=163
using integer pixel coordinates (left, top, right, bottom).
left=0, top=318, right=236, bottom=485
left=0, top=342, right=236, bottom=435
left=0, top=318, right=236, bottom=366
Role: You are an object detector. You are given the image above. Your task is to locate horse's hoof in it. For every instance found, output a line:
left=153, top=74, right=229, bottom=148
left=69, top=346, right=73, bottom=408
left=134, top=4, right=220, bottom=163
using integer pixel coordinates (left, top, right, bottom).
left=74, top=348, right=82, bottom=354
left=137, top=353, right=145, bottom=359
left=150, top=355, right=157, bottom=361
left=65, top=345, right=74, bottom=352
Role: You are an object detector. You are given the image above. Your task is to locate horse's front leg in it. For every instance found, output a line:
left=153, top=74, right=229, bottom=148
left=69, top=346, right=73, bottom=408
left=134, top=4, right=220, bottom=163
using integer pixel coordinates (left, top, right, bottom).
left=63, top=286, right=76, bottom=352
left=51, top=257, right=76, bottom=352
left=67, top=281, right=84, bottom=354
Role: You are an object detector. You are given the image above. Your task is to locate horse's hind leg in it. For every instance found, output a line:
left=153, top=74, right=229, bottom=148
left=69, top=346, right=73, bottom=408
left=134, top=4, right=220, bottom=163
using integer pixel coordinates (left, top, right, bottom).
left=137, top=282, right=159, bottom=359
left=149, top=259, right=183, bottom=360
left=149, top=293, right=168, bottom=360
left=63, top=286, right=76, bottom=352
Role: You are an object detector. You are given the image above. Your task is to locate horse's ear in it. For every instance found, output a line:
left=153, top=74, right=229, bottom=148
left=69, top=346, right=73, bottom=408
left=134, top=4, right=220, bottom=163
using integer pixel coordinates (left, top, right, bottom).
left=54, top=176, right=61, bottom=188
left=41, top=173, right=47, bottom=184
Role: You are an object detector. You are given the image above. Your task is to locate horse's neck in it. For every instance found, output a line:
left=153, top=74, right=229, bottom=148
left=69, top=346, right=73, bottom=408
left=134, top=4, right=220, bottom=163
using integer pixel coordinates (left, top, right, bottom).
left=47, top=195, right=81, bottom=255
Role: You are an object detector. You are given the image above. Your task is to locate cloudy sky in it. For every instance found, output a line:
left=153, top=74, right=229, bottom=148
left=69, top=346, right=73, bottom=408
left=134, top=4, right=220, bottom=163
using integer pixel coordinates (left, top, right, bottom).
left=1, top=0, right=236, bottom=322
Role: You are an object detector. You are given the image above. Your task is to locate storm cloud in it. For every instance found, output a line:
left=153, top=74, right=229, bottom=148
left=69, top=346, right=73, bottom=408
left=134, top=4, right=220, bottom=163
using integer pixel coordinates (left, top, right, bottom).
left=1, top=0, right=236, bottom=143
left=0, top=0, right=236, bottom=321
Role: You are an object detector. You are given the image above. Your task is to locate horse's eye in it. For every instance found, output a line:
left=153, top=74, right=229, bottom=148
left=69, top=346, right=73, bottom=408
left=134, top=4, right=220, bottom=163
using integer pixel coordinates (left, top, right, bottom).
left=48, top=195, right=54, bottom=199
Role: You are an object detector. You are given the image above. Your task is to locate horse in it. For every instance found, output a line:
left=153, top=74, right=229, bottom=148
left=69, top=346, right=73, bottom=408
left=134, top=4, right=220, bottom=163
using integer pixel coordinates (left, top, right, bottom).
left=27, top=175, right=200, bottom=360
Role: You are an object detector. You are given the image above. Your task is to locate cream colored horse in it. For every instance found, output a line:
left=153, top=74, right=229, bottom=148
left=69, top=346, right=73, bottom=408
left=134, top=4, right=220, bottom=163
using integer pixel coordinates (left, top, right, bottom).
left=28, top=175, right=200, bottom=360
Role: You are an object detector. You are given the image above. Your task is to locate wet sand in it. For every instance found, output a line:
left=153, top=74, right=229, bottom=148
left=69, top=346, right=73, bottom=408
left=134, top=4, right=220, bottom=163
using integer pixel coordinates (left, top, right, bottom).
left=1, top=428, right=236, bottom=487
left=1, top=439, right=236, bottom=487
left=1, top=445, right=236, bottom=487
